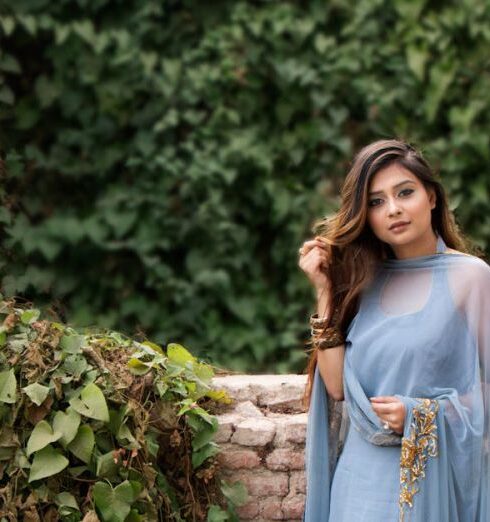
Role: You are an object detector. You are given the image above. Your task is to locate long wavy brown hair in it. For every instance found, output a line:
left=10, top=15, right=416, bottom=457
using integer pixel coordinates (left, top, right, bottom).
left=302, top=138, right=478, bottom=409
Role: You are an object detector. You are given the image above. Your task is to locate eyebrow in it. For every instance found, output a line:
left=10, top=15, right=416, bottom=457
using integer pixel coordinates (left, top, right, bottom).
left=368, top=179, right=416, bottom=197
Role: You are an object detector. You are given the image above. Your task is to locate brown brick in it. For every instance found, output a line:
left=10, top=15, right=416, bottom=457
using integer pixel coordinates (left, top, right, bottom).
left=232, top=418, right=276, bottom=446
left=218, top=449, right=261, bottom=469
left=265, top=448, right=304, bottom=471
left=289, top=470, right=306, bottom=494
left=232, top=470, right=289, bottom=497
left=236, top=500, right=260, bottom=519
left=260, top=497, right=284, bottom=519
left=282, top=494, right=306, bottom=519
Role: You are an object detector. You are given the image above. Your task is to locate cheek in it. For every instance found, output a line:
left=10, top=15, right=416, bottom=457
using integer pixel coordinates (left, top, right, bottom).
left=407, top=194, right=432, bottom=218
left=366, top=211, right=384, bottom=234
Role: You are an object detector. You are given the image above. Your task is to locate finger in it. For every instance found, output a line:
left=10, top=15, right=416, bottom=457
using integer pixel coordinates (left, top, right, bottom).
left=369, top=396, right=397, bottom=402
left=373, top=412, right=397, bottom=425
left=301, top=251, right=329, bottom=269
left=300, top=240, right=329, bottom=255
left=371, top=403, right=396, bottom=414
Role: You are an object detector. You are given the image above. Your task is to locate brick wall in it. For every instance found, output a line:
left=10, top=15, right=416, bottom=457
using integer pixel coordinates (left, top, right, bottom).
left=211, top=374, right=308, bottom=522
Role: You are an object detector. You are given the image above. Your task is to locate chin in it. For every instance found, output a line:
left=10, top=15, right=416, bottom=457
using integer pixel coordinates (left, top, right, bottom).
left=381, top=230, right=416, bottom=247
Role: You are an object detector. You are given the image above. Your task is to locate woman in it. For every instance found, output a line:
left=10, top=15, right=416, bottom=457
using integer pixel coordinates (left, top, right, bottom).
left=298, top=139, right=490, bottom=521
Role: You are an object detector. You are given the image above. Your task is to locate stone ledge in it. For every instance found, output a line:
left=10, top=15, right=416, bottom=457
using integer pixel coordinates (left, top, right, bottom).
left=211, top=374, right=307, bottom=413
left=211, top=374, right=308, bottom=521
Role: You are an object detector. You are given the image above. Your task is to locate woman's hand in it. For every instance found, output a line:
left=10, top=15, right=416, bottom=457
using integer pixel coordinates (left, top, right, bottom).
left=298, top=236, right=332, bottom=293
left=369, top=396, right=406, bottom=435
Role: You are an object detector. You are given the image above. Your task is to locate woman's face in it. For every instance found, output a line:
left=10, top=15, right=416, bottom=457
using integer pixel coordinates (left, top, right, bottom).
left=366, top=163, right=436, bottom=249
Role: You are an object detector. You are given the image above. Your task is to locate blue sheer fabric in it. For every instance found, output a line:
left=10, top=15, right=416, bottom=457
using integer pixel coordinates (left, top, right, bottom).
left=303, top=235, right=490, bottom=521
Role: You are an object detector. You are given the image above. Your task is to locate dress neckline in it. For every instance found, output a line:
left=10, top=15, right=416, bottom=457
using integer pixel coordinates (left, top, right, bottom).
left=381, top=234, right=450, bottom=269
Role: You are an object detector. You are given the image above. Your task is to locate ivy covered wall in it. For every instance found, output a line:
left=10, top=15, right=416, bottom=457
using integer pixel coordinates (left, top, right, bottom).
left=1, top=0, right=489, bottom=373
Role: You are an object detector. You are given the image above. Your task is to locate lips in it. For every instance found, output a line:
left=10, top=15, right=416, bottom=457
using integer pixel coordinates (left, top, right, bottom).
left=389, top=221, right=410, bottom=230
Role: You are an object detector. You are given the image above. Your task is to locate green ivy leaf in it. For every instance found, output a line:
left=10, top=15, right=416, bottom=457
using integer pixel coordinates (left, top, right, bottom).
left=55, top=491, right=79, bottom=510
left=127, top=358, right=151, bottom=376
left=93, top=480, right=142, bottom=522
left=22, top=382, right=49, bottom=406
left=0, top=16, right=15, bottom=36
left=69, top=383, right=109, bottom=422
left=141, top=340, right=164, bottom=354
left=26, top=420, right=62, bottom=456
left=67, top=425, right=94, bottom=464
left=0, top=86, right=14, bottom=105
left=191, top=417, right=218, bottom=451
left=167, top=343, right=195, bottom=366
left=220, top=479, right=248, bottom=506
left=53, top=408, right=81, bottom=447
left=191, top=442, right=220, bottom=469
left=206, top=505, right=228, bottom=522
left=95, top=451, right=119, bottom=479
left=20, top=309, right=40, bottom=325
left=0, top=369, right=17, bottom=404
left=28, top=445, right=69, bottom=482
left=60, top=334, right=83, bottom=354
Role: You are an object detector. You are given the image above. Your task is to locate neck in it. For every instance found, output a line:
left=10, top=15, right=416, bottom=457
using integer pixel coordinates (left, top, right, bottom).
left=390, top=230, right=439, bottom=260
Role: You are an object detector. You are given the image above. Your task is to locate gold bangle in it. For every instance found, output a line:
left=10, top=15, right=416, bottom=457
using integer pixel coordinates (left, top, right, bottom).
left=314, top=332, right=345, bottom=350
left=309, top=313, right=329, bottom=328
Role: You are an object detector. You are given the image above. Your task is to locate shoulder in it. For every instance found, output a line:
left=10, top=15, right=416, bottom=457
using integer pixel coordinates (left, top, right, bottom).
left=445, top=252, right=490, bottom=297
left=444, top=247, right=477, bottom=258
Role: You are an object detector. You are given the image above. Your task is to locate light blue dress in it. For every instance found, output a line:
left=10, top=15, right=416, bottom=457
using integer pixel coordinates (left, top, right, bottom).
left=303, top=235, right=490, bottom=521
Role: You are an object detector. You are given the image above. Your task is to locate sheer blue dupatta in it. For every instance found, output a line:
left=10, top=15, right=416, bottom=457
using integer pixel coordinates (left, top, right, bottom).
left=303, top=363, right=346, bottom=522
left=391, top=252, right=490, bottom=522
left=303, top=344, right=402, bottom=522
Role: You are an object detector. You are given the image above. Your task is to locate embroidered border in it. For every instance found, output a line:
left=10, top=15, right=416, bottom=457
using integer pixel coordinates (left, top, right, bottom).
left=399, top=398, right=439, bottom=522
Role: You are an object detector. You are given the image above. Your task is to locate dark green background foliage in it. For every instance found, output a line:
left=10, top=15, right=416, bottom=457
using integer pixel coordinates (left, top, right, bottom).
left=1, top=0, right=490, bottom=373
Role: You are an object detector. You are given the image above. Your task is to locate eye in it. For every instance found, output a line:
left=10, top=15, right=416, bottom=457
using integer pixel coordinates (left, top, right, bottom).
left=399, top=188, right=414, bottom=197
left=368, top=198, right=382, bottom=207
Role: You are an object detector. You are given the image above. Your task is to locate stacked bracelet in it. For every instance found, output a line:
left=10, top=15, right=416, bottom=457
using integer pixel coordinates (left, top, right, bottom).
left=309, top=309, right=345, bottom=350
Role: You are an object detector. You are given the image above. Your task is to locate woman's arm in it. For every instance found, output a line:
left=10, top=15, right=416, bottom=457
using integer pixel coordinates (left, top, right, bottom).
left=315, top=287, right=345, bottom=401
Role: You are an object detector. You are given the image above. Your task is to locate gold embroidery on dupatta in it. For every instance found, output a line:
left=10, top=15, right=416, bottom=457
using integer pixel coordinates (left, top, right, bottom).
left=399, top=398, right=439, bottom=522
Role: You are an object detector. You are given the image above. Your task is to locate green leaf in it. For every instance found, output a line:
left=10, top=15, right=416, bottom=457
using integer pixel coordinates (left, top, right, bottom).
left=29, top=445, right=69, bottom=482
left=27, top=420, right=62, bottom=456
left=220, top=479, right=249, bottom=506
left=167, top=343, right=195, bottom=366
left=205, top=389, right=232, bottom=404
left=67, top=425, right=94, bottom=464
left=20, top=308, right=40, bottom=325
left=53, top=408, right=81, bottom=447
left=69, top=383, right=109, bottom=422
left=0, top=369, right=16, bottom=403
left=72, top=20, right=95, bottom=45
left=55, top=492, right=79, bottom=510
left=0, top=16, right=15, bottom=36
left=127, top=358, right=151, bottom=375
left=406, top=44, right=428, bottom=82
left=22, top=382, right=49, bottom=406
left=96, top=451, right=119, bottom=479
left=0, top=86, right=14, bottom=105
left=192, top=442, right=220, bottom=469
left=191, top=417, right=218, bottom=451
left=60, top=334, right=83, bottom=354
left=93, top=480, right=142, bottom=522
left=206, top=505, right=228, bottom=522
left=193, top=362, right=214, bottom=383
left=141, top=340, right=164, bottom=354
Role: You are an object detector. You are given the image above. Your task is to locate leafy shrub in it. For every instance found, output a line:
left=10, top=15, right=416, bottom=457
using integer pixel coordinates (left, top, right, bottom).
left=0, top=296, right=246, bottom=521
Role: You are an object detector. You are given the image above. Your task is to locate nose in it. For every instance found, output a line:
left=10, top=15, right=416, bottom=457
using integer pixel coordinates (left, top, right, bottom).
left=386, top=197, right=402, bottom=216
